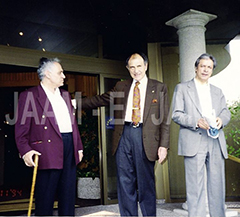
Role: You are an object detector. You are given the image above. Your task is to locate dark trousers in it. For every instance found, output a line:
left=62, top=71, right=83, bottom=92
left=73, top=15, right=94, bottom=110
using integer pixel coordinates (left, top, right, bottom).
left=116, top=124, right=156, bottom=216
left=35, top=133, right=76, bottom=216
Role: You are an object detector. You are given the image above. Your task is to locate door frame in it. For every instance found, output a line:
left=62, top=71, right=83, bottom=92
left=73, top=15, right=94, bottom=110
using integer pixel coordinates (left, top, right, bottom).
left=98, top=74, right=129, bottom=205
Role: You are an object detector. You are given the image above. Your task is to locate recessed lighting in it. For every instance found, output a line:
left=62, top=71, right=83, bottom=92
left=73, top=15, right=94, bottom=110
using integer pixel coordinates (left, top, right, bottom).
left=38, top=37, right=42, bottom=42
left=42, top=48, right=46, bottom=52
left=19, top=32, right=24, bottom=36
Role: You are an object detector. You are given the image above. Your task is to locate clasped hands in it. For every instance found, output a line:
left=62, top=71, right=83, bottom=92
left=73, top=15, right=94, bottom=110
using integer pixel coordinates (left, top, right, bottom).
left=197, top=117, right=222, bottom=130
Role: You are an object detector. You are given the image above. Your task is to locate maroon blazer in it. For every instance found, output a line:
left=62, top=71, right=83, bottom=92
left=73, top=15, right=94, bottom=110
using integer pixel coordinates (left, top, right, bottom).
left=82, top=78, right=170, bottom=161
left=15, top=85, right=83, bottom=169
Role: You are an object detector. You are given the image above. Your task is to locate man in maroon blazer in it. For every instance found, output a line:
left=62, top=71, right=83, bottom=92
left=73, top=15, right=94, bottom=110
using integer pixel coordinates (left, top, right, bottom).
left=15, top=57, right=83, bottom=216
left=82, top=53, right=170, bottom=216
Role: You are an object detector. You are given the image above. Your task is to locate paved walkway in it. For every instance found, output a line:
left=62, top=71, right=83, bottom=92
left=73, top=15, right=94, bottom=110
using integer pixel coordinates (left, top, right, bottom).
left=73, top=202, right=240, bottom=217
left=12, top=201, right=239, bottom=216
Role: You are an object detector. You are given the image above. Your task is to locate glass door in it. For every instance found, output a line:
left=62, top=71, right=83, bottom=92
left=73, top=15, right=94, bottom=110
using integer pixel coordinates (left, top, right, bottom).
left=99, top=75, right=128, bottom=205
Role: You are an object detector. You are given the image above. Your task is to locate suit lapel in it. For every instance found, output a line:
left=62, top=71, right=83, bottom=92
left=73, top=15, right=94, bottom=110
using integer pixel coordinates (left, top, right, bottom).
left=60, top=90, right=72, bottom=113
left=36, top=85, right=62, bottom=137
left=143, top=79, right=156, bottom=123
left=122, top=80, right=132, bottom=119
left=123, top=80, right=132, bottom=102
left=210, top=85, right=218, bottom=114
left=36, top=85, right=50, bottom=111
left=187, top=79, right=202, bottom=115
left=60, top=90, right=76, bottom=126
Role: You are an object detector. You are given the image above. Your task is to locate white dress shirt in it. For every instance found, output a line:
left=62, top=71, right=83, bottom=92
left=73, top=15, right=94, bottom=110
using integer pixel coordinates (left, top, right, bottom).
left=194, top=78, right=213, bottom=118
left=41, top=83, right=72, bottom=133
left=125, top=75, right=148, bottom=123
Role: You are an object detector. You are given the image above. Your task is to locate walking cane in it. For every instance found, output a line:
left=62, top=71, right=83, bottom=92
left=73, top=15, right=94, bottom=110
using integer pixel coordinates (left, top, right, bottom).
left=27, top=154, right=39, bottom=217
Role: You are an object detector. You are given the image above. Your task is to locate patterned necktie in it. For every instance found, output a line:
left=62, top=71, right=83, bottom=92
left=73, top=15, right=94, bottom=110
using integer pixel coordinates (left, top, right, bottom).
left=132, top=81, right=141, bottom=125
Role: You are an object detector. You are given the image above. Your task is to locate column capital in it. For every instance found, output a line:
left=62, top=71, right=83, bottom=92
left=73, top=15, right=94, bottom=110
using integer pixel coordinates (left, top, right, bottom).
left=166, top=9, right=217, bottom=29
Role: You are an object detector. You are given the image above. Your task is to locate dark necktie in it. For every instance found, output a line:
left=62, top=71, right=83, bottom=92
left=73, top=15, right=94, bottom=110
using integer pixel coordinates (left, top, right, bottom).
left=132, top=81, right=141, bottom=125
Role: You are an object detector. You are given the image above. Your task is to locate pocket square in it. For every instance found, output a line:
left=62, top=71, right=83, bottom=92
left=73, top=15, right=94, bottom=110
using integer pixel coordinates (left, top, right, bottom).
left=152, top=99, right=157, bottom=103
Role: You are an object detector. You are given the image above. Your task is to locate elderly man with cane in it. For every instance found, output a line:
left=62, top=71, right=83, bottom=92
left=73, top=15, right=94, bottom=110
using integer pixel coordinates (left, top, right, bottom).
left=15, top=57, right=83, bottom=216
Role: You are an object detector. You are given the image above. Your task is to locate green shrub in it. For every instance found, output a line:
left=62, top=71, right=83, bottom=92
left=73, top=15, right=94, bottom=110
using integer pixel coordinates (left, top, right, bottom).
left=224, top=100, right=240, bottom=158
left=77, top=110, right=99, bottom=179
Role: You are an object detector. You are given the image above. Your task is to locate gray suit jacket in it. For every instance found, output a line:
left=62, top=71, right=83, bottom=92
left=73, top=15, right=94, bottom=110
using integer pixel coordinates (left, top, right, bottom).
left=172, top=79, right=231, bottom=159
left=82, top=78, right=170, bottom=161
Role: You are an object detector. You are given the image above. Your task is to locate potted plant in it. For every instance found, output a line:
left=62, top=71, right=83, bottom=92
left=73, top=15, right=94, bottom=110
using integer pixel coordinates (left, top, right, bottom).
left=77, top=109, right=100, bottom=199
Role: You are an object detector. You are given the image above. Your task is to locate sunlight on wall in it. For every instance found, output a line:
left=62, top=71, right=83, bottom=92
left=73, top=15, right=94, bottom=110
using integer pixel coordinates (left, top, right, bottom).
left=210, top=35, right=240, bottom=105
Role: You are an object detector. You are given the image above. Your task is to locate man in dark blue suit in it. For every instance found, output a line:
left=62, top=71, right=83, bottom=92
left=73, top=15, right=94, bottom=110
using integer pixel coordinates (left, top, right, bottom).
left=82, top=53, right=170, bottom=216
left=15, top=58, right=83, bottom=216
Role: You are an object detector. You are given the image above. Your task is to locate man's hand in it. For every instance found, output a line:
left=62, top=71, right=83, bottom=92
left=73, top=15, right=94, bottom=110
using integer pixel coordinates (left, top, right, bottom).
left=216, top=117, right=223, bottom=129
left=158, top=147, right=168, bottom=164
left=78, top=151, right=83, bottom=162
left=197, top=118, right=210, bottom=130
left=23, top=150, right=41, bottom=167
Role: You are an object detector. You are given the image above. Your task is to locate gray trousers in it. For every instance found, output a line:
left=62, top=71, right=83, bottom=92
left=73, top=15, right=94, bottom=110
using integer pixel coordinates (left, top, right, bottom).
left=184, top=130, right=226, bottom=217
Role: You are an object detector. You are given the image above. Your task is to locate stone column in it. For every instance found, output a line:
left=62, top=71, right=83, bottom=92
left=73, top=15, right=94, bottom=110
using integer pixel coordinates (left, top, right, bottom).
left=165, top=9, right=216, bottom=215
left=166, top=9, right=217, bottom=82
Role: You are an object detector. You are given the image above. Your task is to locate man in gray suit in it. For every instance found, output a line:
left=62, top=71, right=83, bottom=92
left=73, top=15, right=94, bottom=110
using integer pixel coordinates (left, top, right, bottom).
left=172, top=53, right=231, bottom=217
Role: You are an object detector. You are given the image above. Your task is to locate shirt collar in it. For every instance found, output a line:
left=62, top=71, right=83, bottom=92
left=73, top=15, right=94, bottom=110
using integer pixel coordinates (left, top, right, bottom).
left=194, top=77, right=209, bottom=88
left=41, top=82, right=60, bottom=96
left=133, top=74, right=148, bottom=86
